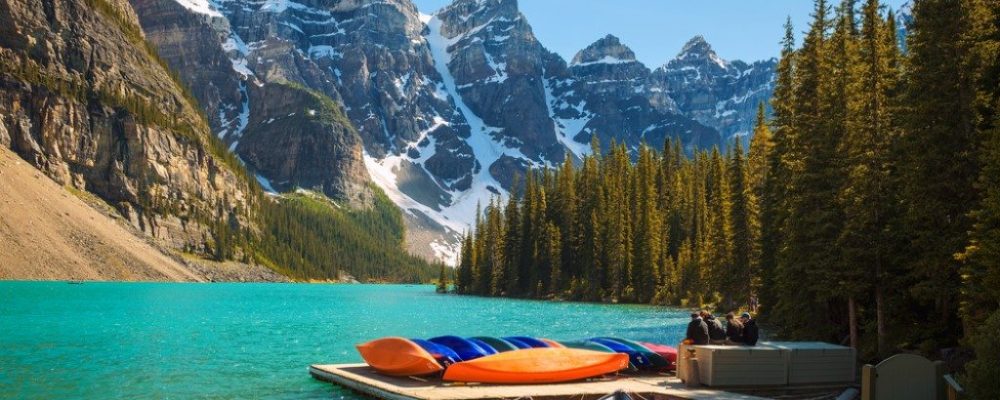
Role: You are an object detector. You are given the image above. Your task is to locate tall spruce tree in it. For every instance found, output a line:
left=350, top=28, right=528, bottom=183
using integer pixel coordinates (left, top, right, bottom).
left=747, top=102, right=772, bottom=308
left=760, top=18, right=797, bottom=319
left=898, top=0, right=983, bottom=347
left=836, top=0, right=899, bottom=353
left=959, top=3, right=1000, bottom=395
left=772, top=0, right=840, bottom=340
left=728, top=140, right=753, bottom=310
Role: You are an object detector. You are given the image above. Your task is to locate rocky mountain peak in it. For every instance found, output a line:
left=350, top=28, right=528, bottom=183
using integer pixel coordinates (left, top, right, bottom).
left=437, top=0, right=520, bottom=38
left=570, top=34, right=638, bottom=66
left=674, top=35, right=727, bottom=69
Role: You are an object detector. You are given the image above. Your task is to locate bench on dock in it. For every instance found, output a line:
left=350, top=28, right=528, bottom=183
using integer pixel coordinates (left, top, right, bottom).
left=677, top=342, right=856, bottom=387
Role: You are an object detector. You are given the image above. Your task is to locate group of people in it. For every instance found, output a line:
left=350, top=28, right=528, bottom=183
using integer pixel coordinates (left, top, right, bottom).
left=684, top=310, right=759, bottom=346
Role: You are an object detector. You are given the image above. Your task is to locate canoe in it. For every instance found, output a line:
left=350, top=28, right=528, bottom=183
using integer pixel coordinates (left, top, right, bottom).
left=501, top=337, right=533, bottom=349
left=466, top=338, right=499, bottom=355
left=410, top=338, right=461, bottom=366
left=559, top=340, right=617, bottom=353
left=589, top=338, right=651, bottom=369
left=429, top=336, right=491, bottom=361
left=471, top=336, right=519, bottom=353
left=599, top=337, right=670, bottom=370
left=538, top=338, right=565, bottom=348
left=561, top=340, right=639, bottom=372
left=638, top=341, right=677, bottom=371
left=356, top=337, right=444, bottom=376
left=503, top=336, right=550, bottom=348
left=442, top=347, right=629, bottom=384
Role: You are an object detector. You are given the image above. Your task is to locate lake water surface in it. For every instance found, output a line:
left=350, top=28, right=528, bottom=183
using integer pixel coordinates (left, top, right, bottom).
left=0, top=282, right=690, bottom=399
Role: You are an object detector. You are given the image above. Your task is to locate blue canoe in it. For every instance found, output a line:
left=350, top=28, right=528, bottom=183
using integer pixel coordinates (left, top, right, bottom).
left=410, top=338, right=461, bottom=366
left=429, top=335, right=492, bottom=361
left=589, top=338, right=651, bottom=369
left=501, top=337, right=533, bottom=349
left=598, top=337, right=671, bottom=370
left=503, top=336, right=550, bottom=348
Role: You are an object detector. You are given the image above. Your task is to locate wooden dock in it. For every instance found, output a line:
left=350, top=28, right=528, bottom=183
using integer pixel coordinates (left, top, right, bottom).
left=309, top=364, right=769, bottom=400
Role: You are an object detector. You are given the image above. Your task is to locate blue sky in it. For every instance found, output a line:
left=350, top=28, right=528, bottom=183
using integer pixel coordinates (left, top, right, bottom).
left=411, top=0, right=909, bottom=66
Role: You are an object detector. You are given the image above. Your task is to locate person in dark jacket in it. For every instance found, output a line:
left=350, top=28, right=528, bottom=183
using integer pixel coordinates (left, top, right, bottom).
left=684, top=313, right=710, bottom=345
left=701, top=311, right=727, bottom=344
left=740, top=312, right=760, bottom=346
left=724, top=312, right=744, bottom=344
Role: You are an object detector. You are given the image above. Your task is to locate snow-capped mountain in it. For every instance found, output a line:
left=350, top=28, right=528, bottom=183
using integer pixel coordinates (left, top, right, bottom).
left=133, top=0, right=777, bottom=264
left=651, top=36, right=777, bottom=141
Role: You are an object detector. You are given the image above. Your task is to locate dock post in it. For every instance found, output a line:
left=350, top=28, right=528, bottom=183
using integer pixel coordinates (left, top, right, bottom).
left=861, top=364, right=876, bottom=400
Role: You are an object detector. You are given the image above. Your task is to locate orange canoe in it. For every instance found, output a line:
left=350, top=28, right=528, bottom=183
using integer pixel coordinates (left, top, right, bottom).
left=538, top=338, right=566, bottom=348
left=443, top=347, right=629, bottom=384
left=356, top=337, right=444, bottom=376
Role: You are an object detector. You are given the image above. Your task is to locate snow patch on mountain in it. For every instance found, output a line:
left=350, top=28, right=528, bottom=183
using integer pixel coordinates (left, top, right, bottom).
left=172, top=0, right=222, bottom=17
left=570, top=55, right=637, bottom=67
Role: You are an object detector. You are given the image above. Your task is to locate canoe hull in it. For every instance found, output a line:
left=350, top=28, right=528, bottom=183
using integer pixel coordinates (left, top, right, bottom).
left=429, top=335, right=491, bottom=361
left=443, top=348, right=629, bottom=384
left=602, top=338, right=671, bottom=371
left=638, top=341, right=678, bottom=371
left=356, top=337, right=444, bottom=377
left=471, top=336, right=519, bottom=353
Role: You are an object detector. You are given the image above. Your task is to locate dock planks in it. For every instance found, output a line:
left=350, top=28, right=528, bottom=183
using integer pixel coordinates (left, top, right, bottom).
left=309, top=363, right=768, bottom=400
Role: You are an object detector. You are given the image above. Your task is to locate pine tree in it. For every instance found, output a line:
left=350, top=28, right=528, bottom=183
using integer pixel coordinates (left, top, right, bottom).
left=502, top=177, right=522, bottom=296
left=760, top=17, right=796, bottom=319
left=631, top=145, right=662, bottom=303
left=555, top=155, right=578, bottom=284
left=959, top=6, right=1000, bottom=394
left=728, top=140, right=753, bottom=310
left=771, top=0, right=841, bottom=340
left=484, top=198, right=505, bottom=296
left=518, top=173, right=538, bottom=296
left=747, top=102, right=772, bottom=308
left=456, top=232, right=474, bottom=294
left=532, top=185, right=550, bottom=291
left=836, top=0, right=899, bottom=353
left=577, top=151, right=605, bottom=300
left=436, top=264, right=449, bottom=293
left=545, top=222, right=563, bottom=297
left=897, top=0, right=983, bottom=347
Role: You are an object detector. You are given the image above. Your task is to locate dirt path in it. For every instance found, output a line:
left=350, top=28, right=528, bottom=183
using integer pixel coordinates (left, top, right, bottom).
left=0, top=147, right=205, bottom=281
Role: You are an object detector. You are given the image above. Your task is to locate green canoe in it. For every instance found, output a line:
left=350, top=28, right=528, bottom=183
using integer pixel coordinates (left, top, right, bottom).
left=470, top=336, right=519, bottom=352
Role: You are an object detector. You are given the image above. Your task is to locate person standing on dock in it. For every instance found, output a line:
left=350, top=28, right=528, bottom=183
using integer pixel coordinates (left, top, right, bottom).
left=740, top=312, right=760, bottom=346
left=685, top=313, right=710, bottom=345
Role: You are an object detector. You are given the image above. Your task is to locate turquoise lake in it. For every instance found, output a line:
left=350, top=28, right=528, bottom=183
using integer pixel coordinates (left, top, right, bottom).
left=0, top=282, right=691, bottom=399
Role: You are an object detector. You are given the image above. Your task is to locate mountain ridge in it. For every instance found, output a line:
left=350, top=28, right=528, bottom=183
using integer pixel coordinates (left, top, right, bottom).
left=130, top=0, right=778, bottom=264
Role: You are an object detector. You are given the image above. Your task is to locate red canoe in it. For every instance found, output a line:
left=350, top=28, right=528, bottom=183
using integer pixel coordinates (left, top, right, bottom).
left=443, top=347, right=629, bottom=384
left=638, top=341, right=678, bottom=370
left=356, top=337, right=444, bottom=376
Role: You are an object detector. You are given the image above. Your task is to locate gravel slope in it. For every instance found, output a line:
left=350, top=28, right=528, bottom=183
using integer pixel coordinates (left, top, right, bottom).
left=0, top=147, right=205, bottom=281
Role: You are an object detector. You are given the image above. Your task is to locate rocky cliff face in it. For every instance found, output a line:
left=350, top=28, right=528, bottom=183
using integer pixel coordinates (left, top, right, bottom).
left=132, top=0, right=374, bottom=205
left=650, top=36, right=776, bottom=141
left=565, top=35, right=721, bottom=152
left=0, top=0, right=253, bottom=251
left=431, top=0, right=566, bottom=163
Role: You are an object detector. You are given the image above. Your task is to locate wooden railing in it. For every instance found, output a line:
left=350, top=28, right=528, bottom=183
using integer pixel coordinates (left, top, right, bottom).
left=943, top=374, right=964, bottom=400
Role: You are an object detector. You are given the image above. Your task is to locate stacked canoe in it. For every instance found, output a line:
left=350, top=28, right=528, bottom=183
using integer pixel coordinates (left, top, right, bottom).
left=355, top=336, right=677, bottom=384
